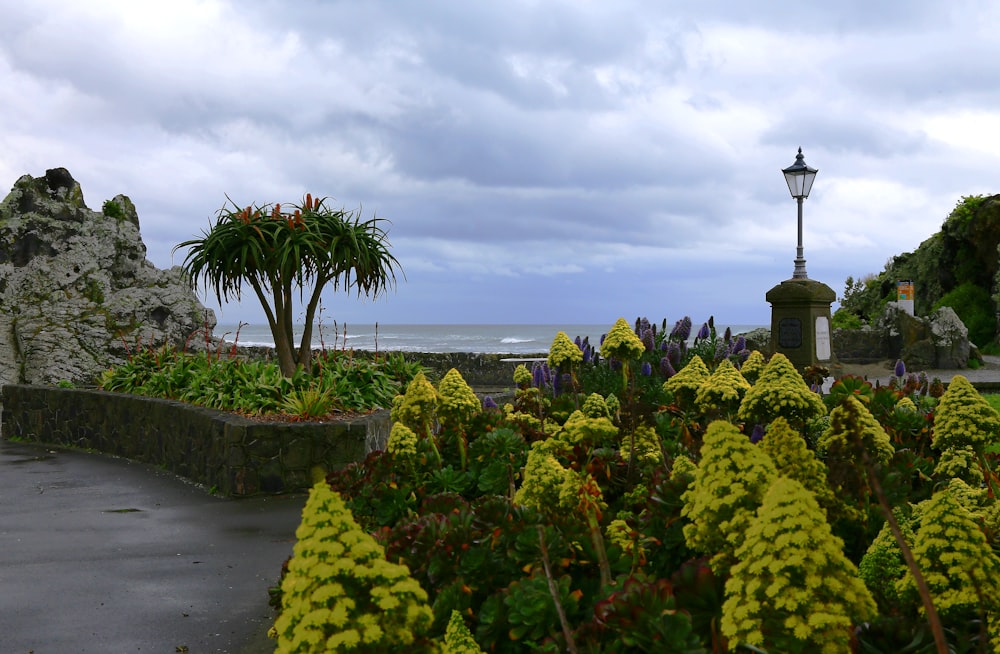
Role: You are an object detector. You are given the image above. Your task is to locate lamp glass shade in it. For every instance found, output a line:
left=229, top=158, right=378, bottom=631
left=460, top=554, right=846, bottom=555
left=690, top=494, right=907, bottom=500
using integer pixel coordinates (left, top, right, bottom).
left=782, top=148, right=818, bottom=198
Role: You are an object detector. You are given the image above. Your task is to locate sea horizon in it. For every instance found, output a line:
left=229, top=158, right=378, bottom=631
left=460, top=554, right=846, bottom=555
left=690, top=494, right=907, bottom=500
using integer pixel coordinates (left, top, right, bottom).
left=212, top=322, right=768, bottom=356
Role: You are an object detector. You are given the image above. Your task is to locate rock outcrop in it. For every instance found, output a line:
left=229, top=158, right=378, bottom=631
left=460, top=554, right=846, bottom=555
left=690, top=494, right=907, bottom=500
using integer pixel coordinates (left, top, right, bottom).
left=881, top=303, right=973, bottom=369
left=0, top=168, right=215, bottom=386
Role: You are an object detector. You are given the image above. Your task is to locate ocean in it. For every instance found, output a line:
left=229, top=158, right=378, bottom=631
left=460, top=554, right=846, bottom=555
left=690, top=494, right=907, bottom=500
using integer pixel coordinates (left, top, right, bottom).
left=213, top=322, right=767, bottom=356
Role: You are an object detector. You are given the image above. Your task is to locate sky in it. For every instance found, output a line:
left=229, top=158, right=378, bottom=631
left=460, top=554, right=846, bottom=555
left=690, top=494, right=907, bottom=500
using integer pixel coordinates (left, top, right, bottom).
left=2, top=1, right=999, bottom=329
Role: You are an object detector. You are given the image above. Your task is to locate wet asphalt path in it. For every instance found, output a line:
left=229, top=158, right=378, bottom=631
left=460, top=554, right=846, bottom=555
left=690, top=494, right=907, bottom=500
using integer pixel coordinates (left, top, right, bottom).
left=0, top=440, right=306, bottom=653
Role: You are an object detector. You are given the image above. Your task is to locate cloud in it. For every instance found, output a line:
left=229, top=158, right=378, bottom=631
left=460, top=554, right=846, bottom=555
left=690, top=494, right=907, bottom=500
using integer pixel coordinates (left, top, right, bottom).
left=1, top=0, right=998, bottom=329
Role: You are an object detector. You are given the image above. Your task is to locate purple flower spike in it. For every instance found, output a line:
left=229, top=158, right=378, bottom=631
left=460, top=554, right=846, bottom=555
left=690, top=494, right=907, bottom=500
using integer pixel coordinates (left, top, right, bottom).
left=574, top=335, right=583, bottom=348
left=894, top=359, right=906, bottom=378
left=532, top=362, right=546, bottom=389
left=666, top=342, right=681, bottom=368
left=583, top=346, right=592, bottom=364
left=641, top=328, right=655, bottom=352
left=482, top=396, right=498, bottom=410
left=641, top=362, right=653, bottom=376
left=749, top=424, right=765, bottom=444
left=660, top=356, right=676, bottom=378
left=697, top=322, right=710, bottom=341
left=660, top=340, right=669, bottom=351
left=670, top=317, right=692, bottom=342
left=734, top=336, right=746, bottom=353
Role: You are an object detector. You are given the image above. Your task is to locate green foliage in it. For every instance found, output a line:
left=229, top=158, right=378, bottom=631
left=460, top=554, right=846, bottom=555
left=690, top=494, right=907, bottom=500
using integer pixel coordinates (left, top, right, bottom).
left=934, top=282, right=997, bottom=347
left=272, top=481, right=434, bottom=652
left=100, top=345, right=418, bottom=417
left=592, top=577, right=706, bottom=653
left=859, top=516, right=911, bottom=612
left=281, top=388, right=338, bottom=418
left=831, top=306, right=863, bottom=330
left=721, top=477, right=877, bottom=653
left=838, top=274, right=887, bottom=326
left=101, top=198, right=124, bottom=219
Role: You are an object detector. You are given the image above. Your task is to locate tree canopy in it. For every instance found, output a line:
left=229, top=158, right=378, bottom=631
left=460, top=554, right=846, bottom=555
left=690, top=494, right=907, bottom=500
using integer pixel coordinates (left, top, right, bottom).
left=176, top=194, right=401, bottom=376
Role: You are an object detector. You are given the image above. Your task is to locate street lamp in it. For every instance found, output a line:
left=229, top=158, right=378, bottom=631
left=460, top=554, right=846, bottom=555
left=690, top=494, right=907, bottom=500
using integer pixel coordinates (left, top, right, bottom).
left=782, top=147, right=818, bottom=279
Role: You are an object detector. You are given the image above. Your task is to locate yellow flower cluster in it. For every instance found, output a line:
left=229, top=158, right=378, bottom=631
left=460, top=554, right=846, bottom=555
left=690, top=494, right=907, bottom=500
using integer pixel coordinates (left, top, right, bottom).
left=620, top=424, right=662, bottom=466
left=819, top=396, right=894, bottom=466
left=436, top=368, right=480, bottom=428
left=387, top=423, right=418, bottom=458
left=559, top=409, right=618, bottom=448
left=514, top=439, right=572, bottom=513
left=547, top=331, right=583, bottom=369
left=897, top=485, right=1000, bottom=619
left=443, top=610, right=484, bottom=654
left=605, top=518, right=641, bottom=559
left=739, top=350, right=766, bottom=384
left=760, top=417, right=836, bottom=513
left=682, top=420, right=777, bottom=573
left=737, top=353, right=826, bottom=427
left=934, top=444, right=985, bottom=485
left=600, top=317, right=645, bottom=361
left=581, top=393, right=612, bottom=419
left=695, top=358, right=751, bottom=417
left=933, top=375, right=1000, bottom=451
left=273, top=481, right=433, bottom=652
left=513, top=364, right=533, bottom=387
left=662, top=355, right=710, bottom=409
left=391, top=372, right=438, bottom=434
left=722, top=477, right=877, bottom=653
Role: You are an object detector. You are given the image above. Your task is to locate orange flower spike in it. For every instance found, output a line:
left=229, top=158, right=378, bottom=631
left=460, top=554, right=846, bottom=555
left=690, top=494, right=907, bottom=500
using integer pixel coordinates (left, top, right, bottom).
left=305, top=193, right=313, bottom=210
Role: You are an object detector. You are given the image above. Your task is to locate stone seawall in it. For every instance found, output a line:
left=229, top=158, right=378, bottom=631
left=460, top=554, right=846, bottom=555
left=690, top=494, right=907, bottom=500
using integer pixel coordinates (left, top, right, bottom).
left=0, top=385, right=389, bottom=496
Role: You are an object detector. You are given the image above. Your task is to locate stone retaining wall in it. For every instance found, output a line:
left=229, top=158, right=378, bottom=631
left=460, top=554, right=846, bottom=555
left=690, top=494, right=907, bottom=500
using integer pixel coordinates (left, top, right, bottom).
left=0, top=385, right=389, bottom=497
left=832, top=327, right=888, bottom=364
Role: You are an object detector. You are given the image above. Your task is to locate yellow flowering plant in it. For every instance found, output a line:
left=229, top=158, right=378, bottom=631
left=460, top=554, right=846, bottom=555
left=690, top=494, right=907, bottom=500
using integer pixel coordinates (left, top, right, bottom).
left=694, top=357, right=751, bottom=419
left=737, top=352, right=827, bottom=428
left=681, top=420, right=777, bottom=573
left=721, top=476, right=877, bottom=654
left=273, top=481, right=434, bottom=653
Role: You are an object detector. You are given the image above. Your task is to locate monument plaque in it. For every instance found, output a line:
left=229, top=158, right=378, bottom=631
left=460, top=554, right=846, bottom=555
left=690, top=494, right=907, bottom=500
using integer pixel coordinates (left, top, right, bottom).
left=815, top=316, right=831, bottom=360
left=778, top=317, right=802, bottom=348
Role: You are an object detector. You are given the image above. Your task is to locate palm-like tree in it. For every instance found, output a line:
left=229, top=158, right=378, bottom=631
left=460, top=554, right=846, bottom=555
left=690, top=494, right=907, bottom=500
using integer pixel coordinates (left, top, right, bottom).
left=176, top=194, right=402, bottom=377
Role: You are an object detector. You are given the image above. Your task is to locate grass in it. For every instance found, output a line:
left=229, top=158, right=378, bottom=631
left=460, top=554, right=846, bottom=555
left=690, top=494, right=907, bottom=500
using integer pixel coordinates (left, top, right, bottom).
left=985, top=393, right=1000, bottom=414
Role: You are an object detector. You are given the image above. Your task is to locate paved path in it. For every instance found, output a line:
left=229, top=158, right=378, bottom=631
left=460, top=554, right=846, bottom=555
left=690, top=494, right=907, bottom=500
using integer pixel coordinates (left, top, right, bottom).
left=0, top=440, right=306, bottom=653
left=840, top=354, right=1000, bottom=389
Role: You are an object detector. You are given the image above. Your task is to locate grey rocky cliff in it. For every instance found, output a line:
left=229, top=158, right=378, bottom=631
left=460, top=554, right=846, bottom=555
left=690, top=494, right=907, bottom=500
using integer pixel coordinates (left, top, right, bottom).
left=0, top=168, right=216, bottom=386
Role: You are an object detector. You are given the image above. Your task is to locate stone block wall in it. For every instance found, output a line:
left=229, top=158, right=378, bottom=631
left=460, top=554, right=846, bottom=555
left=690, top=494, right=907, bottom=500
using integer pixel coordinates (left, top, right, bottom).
left=0, top=385, right=389, bottom=496
left=831, top=327, right=889, bottom=364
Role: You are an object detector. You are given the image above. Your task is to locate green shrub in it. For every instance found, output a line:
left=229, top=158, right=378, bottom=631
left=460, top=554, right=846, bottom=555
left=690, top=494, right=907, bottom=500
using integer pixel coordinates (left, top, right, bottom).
left=934, top=281, right=997, bottom=347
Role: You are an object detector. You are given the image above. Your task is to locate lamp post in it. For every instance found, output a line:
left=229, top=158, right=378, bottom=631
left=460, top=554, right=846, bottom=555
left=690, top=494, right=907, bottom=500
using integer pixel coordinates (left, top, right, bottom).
left=766, top=146, right=835, bottom=373
left=782, top=147, right=818, bottom=279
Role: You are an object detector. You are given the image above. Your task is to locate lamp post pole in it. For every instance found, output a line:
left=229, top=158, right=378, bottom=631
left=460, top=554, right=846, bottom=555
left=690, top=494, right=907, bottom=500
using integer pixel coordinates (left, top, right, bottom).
left=782, top=147, right=818, bottom=280
left=794, top=195, right=806, bottom=278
